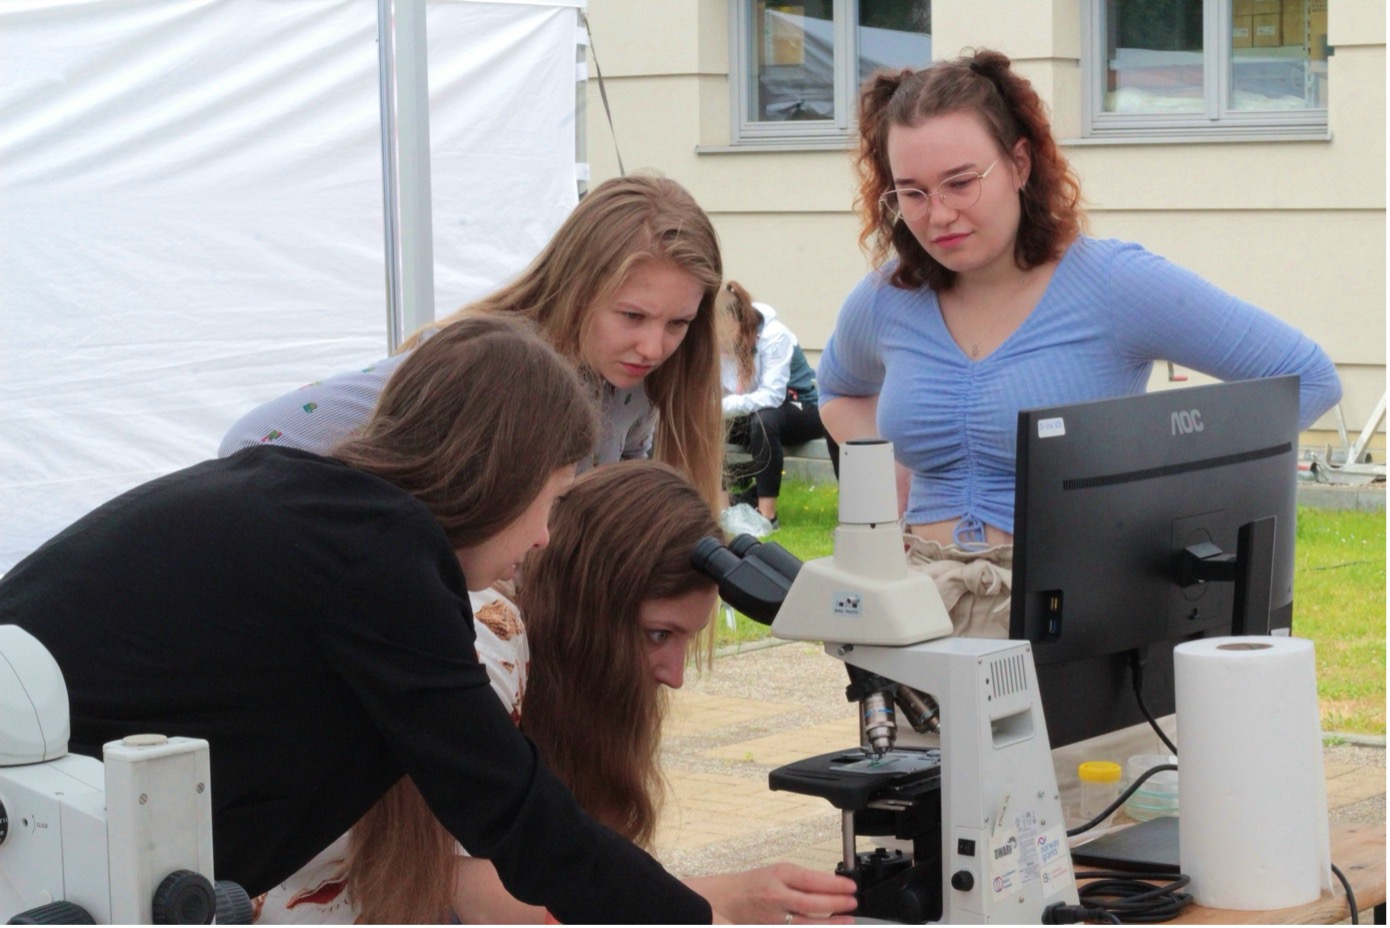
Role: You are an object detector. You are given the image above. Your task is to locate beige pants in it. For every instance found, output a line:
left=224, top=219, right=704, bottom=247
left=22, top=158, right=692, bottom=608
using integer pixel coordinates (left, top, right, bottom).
left=904, top=535, right=1013, bottom=639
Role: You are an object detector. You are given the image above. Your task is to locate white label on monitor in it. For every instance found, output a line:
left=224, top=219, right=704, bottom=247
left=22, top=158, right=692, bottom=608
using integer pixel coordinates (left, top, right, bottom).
left=1037, top=417, right=1066, bottom=439
left=832, top=592, right=863, bottom=616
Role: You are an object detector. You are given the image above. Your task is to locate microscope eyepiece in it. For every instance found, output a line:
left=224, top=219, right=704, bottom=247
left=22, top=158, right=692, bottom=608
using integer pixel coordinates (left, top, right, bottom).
left=690, top=534, right=803, bottom=627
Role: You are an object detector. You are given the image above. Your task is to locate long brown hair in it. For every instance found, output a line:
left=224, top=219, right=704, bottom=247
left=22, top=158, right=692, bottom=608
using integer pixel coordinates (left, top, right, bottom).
left=333, top=315, right=597, bottom=924
left=404, top=174, right=726, bottom=515
left=718, top=281, right=762, bottom=393
left=343, top=464, right=719, bottom=923
left=854, top=48, right=1086, bottom=292
left=333, top=315, right=597, bottom=549
left=518, top=461, right=722, bottom=847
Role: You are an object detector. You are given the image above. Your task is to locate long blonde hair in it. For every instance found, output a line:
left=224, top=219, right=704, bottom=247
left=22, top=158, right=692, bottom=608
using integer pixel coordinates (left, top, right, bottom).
left=404, top=174, right=726, bottom=514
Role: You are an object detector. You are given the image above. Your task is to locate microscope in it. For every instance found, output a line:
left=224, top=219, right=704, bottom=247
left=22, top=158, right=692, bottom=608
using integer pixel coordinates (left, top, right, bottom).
left=695, top=440, right=1077, bottom=924
left=0, top=625, right=250, bottom=924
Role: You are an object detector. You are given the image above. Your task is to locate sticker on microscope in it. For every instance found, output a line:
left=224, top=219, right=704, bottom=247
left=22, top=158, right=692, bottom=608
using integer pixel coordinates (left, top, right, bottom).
left=1037, top=417, right=1065, bottom=439
left=1036, top=828, right=1075, bottom=899
left=989, top=795, right=1022, bottom=895
left=832, top=592, right=863, bottom=616
left=989, top=834, right=1021, bottom=896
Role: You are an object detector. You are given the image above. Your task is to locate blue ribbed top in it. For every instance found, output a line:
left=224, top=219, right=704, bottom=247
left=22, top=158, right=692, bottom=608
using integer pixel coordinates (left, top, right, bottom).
left=818, top=236, right=1342, bottom=536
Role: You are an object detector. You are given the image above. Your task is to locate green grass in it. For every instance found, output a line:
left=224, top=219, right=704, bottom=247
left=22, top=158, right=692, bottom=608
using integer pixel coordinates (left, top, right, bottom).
left=1291, top=507, right=1386, bottom=736
left=715, top=479, right=1387, bottom=737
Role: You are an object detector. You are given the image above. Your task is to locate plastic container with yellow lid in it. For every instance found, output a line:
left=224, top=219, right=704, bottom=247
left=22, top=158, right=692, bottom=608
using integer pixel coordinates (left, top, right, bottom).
left=1078, top=760, right=1123, bottom=827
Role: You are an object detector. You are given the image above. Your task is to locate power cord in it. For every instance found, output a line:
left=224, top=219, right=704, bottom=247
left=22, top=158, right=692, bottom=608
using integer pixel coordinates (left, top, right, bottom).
left=1044, top=871, right=1193, bottom=923
left=1127, top=648, right=1177, bottom=755
left=1331, top=862, right=1359, bottom=924
left=1066, top=763, right=1177, bottom=838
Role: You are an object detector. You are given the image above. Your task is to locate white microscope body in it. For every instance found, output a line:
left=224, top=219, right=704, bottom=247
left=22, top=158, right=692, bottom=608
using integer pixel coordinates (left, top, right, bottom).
left=770, top=440, right=1077, bottom=924
left=0, top=625, right=232, bottom=924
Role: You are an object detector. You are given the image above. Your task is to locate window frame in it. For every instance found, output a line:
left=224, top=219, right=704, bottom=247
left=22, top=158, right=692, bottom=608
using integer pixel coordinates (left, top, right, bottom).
left=726, top=0, right=862, bottom=145
left=1081, top=0, right=1329, bottom=140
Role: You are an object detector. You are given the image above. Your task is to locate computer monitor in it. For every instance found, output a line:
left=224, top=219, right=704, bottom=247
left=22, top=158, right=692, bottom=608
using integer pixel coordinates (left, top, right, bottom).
left=1010, top=375, right=1300, bottom=748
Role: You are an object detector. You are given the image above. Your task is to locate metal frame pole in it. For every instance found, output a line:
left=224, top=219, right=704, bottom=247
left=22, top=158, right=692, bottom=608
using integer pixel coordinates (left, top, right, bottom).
left=377, top=0, right=436, bottom=353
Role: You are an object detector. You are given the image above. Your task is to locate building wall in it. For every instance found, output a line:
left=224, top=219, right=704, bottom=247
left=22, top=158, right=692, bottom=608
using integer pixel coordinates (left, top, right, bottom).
left=584, top=0, right=1385, bottom=446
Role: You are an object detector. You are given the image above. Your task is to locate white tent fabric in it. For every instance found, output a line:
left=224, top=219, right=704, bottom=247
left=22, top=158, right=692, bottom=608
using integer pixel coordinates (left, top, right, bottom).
left=0, top=0, right=583, bottom=571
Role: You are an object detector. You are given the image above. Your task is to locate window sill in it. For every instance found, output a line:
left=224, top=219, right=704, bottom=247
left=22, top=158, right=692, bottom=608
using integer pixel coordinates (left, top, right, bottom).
left=1062, top=130, right=1332, bottom=146
left=696, top=138, right=855, bottom=154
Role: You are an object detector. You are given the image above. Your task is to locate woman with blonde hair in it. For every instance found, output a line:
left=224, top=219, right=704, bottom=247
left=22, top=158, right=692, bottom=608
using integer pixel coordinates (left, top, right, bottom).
left=221, top=173, right=726, bottom=511
left=1, top=316, right=716, bottom=924
left=257, top=462, right=857, bottom=924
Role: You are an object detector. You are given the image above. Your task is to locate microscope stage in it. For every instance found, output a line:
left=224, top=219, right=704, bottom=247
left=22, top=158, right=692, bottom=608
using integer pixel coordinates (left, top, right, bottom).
left=769, top=748, right=940, bottom=811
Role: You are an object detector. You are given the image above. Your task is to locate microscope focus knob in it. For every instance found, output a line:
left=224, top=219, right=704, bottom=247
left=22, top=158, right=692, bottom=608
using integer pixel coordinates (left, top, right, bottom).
left=950, top=869, right=975, bottom=892
left=152, top=869, right=216, bottom=924
left=214, top=880, right=255, bottom=925
left=7, top=900, right=97, bottom=924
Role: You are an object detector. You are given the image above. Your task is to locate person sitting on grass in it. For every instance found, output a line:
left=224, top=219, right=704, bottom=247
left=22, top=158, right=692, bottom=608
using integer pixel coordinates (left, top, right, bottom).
left=720, top=281, right=840, bottom=531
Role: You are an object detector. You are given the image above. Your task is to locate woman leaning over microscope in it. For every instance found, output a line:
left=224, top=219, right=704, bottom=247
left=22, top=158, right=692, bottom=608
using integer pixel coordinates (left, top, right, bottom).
left=817, top=48, right=1341, bottom=638
left=255, top=462, right=858, bottom=925
left=0, top=317, right=716, bottom=924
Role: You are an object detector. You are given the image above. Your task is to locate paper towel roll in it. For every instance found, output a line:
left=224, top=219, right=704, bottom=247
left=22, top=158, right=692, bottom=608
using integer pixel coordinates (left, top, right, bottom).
left=1174, top=636, right=1331, bottom=909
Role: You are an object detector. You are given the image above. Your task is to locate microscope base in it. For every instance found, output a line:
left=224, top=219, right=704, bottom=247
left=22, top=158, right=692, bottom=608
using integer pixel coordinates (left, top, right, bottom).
left=771, top=748, right=943, bottom=923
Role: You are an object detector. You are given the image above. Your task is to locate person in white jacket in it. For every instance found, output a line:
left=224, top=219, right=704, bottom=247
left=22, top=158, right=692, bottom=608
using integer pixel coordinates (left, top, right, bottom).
left=719, top=281, right=840, bottom=528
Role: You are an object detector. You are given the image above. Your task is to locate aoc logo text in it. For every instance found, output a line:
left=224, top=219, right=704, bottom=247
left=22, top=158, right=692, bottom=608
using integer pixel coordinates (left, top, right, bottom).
left=1171, top=409, right=1204, bottom=435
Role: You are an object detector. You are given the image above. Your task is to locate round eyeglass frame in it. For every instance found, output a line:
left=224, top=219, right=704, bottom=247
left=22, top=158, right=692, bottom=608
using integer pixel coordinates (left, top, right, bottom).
left=879, top=159, right=1001, bottom=223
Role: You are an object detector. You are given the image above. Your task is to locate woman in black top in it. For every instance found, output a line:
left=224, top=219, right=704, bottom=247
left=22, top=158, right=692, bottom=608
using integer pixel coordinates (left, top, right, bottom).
left=0, top=316, right=714, bottom=924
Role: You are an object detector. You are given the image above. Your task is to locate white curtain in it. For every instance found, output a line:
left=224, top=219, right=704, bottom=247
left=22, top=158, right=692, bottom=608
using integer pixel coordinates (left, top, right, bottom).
left=0, top=0, right=583, bottom=570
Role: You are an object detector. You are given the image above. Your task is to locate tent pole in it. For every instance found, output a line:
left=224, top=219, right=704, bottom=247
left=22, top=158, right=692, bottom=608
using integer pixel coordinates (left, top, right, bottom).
left=377, top=0, right=436, bottom=353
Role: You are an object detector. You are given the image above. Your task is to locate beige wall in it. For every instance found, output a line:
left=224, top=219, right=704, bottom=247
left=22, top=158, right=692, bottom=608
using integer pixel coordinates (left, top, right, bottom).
left=584, top=0, right=1386, bottom=442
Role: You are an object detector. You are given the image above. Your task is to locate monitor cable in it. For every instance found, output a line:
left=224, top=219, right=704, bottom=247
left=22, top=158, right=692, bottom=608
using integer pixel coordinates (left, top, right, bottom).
left=1066, top=764, right=1178, bottom=839
left=1331, top=862, right=1359, bottom=924
left=1127, top=649, right=1178, bottom=756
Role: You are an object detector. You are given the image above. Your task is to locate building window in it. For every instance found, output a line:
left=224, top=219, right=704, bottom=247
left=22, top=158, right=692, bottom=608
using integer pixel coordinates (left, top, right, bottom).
left=732, top=1, right=932, bottom=144
left=1084, top=0, right=1328, bottom=139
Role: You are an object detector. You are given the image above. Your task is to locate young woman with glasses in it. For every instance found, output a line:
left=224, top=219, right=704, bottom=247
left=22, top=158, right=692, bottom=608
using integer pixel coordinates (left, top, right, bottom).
left=0, top=317, right=718, bottom=924
left=220, top=173, right=725, bottom=514
left=256, top=461, right=859, bottom=924
left=817, top=48, right=1341, bottom=637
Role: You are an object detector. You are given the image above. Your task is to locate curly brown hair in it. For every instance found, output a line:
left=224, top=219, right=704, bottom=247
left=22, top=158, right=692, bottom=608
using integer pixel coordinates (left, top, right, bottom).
left=854, top=48, right=1086, bottom=292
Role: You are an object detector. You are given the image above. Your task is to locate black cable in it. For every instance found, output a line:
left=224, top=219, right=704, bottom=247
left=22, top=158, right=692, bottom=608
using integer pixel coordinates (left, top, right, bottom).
left=1063, top=871, right=1193, bottom=923
left=1331, top=861, right=1359, bottom=924
left=1066, top=764, right=1178, bottom=838
left=1127, top=649, right=1178, bottom=755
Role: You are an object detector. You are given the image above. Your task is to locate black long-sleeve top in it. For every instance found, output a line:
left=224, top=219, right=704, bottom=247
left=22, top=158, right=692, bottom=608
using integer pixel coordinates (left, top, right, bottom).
left=0, top=447, right=711, bottom=924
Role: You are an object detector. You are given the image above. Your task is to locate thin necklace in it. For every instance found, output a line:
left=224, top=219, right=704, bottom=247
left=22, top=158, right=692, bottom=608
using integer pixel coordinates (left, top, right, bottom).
left=944, top=272, right=1034, bottom=359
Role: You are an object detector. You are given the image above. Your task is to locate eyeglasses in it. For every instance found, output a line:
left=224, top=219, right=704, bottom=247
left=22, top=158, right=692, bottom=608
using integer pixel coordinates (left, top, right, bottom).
left=879, top=159, right=1001, bottom=223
